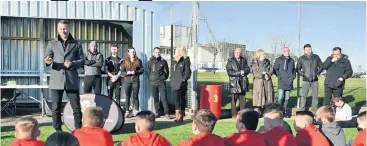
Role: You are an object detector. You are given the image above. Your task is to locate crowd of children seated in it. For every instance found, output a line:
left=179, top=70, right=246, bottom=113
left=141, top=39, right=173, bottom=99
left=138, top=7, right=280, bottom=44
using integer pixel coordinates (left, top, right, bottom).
left=10, top=103, right=366, bottom=146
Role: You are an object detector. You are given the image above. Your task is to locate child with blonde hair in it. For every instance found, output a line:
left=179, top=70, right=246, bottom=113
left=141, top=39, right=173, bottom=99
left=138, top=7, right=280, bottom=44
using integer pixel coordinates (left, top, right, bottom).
left=10, top=117, right=45, bottom=146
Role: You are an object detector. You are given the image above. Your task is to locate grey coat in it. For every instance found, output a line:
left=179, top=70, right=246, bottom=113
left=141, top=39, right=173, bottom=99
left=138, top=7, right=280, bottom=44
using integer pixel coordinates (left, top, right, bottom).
left=84, top=52, right=103, bottom=75
left=44, top=35, right=85, bottom=90
left=319, top=122, right=346, bottom=146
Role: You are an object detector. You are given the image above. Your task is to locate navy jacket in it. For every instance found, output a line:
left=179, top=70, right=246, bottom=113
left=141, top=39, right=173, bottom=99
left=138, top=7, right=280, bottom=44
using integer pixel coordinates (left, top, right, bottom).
left=273, top=55, right=296, bottom=90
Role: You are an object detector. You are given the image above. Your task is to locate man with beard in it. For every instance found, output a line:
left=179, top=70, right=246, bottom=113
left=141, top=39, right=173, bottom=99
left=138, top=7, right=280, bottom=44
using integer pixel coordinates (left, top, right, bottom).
left=297, top=44, right=323, bottom=113
left=105, top=44, right=123, bottom=105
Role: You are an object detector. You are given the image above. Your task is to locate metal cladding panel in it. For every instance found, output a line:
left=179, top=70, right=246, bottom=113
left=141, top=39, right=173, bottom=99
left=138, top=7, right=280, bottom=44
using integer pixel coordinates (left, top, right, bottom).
left=134, top=9, right=154, bottom=111
left=1, top=18, right=41, bottom=71
left=0, top=1, right=144, bottom=21
left=0, top=1, right=157, bottom=111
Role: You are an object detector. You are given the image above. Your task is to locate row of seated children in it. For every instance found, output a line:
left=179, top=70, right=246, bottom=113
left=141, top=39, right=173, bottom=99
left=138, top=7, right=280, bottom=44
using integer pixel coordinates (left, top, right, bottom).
left=10, top=104, right=366, bottom=146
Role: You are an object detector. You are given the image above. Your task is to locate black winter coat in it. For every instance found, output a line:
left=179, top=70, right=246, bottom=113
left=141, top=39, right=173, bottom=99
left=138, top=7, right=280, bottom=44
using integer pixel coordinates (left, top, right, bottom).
left=297, top=54, right=323, bottom=82
left=170, top=56, right=192, bottom=90
left=120, top=58, right=144, bottom=83
left=148, top=56, right=169, bottom=85
left=226, top=56, right=250, bottom=94
left=323, top=54, right=353, bottom=89
left=105, top=56, right=123, bottom=86
left=273, top=55, right=296, bottom=90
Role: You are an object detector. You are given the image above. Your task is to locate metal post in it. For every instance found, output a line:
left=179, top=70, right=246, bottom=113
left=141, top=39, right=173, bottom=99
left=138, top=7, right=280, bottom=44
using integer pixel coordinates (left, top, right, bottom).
left=40, top=19, right=45, bottom=84
left=296, top=1, right=301, bottom=108
left=39, top=19, right=46, bottom=116
left=170, top=8, right=174, bottom=70
left=191, top=1, right=198, bottom=111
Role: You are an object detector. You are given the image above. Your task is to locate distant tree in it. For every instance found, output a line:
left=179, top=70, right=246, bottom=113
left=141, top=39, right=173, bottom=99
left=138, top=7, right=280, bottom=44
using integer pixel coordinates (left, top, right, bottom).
left=269, top=34, right=296, bottom=58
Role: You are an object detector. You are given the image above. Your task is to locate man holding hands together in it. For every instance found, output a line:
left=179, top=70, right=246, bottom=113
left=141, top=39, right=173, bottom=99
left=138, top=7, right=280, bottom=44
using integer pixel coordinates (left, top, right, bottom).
left=44, top=20, right=84, bottom=132
left=105, top=44, right=123, bottom=106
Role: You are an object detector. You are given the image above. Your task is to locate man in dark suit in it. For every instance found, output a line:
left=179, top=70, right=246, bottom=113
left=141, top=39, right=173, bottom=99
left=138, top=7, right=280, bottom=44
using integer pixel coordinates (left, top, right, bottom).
left=44, top=20, right=84, bottom=131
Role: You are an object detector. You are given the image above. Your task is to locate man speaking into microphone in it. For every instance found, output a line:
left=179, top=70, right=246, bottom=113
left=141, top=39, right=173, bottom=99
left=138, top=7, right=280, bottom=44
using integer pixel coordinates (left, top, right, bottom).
left=44, top=20, right=84, bottom=131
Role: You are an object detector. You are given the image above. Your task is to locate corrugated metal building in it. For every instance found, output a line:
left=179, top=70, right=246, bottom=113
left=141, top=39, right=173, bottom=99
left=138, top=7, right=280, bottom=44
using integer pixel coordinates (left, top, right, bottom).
left=0, top=1, right=159, bottom=111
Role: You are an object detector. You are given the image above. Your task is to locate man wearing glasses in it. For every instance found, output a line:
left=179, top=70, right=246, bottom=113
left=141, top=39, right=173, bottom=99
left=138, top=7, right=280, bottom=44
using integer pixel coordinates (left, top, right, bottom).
left=322, top=47, right=353, bottom=106
left=273, top=47, right=296, bottom=117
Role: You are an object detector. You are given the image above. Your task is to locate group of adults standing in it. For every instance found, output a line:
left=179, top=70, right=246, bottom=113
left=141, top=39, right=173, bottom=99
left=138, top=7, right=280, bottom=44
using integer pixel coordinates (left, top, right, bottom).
left=227, top=45, right=353, bottom=118
left=44, top=20, right=353, bottom=132
left=45, top=20, right=193, bottom=132
left=84, top=43, right=191, bottom=121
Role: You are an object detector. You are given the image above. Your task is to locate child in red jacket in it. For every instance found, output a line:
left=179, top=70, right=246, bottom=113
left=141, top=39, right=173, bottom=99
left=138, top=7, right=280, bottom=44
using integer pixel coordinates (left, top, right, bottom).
left=261, top=111, right=297, bottom=146
left=121, top=111, right=171, bottom=146
left=294, top=111, right=330, bottom=146
left=73, top=106, right=114, bottom=146
left=352, top=111, right=366, bottom=146
left=10, top=117, right=45, bottom=146
left=225, top=109, right=266, bottom=146
left=178, top=109, right=225, bottom=146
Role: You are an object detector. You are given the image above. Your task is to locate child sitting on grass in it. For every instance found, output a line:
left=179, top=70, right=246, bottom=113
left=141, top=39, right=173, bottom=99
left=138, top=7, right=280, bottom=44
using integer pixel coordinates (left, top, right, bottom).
left=73, top=106, right=114, bottom=146
left=120, top=111, right=171, bottom=146
left=225, top=109, right=266, bottom=146
left=352, top=111, right=366, bottom=146
left=10, top=117, right=45, bottom=146
left=178, top=109, right=225, bottom=146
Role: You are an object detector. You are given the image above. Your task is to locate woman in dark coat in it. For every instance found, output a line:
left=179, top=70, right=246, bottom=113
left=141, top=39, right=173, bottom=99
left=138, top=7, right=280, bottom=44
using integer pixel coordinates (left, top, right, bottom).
left=121, top=48, right=144, bottom=118
left=252, top=50, right=274, bottom=114
left=273, top=47, right=296, bottom=117
left=170, top=47, right=191, bottom=122
left=226, top=48, right=251, bottom=118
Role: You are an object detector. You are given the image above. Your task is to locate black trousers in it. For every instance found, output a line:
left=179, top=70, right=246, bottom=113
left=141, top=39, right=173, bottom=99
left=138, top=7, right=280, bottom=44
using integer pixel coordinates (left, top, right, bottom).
left=51, top=89, right=82, bottom=130
left=323, top=86, right=343, bottom=105
left=125, top=81, right=140, bottom=112
left=173, top=85, right=187, bottom=111
left=108, top=79, right=121, bottom=106
left=231, top=93, right=246, bottom=115
left=84, top=75, right=102, bottom=94
left=151, top=82, right=169, bottom=115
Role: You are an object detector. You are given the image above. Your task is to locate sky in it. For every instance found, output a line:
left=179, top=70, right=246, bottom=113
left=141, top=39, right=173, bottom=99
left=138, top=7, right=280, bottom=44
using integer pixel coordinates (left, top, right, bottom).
left=128, top=1, right=366, bottom=72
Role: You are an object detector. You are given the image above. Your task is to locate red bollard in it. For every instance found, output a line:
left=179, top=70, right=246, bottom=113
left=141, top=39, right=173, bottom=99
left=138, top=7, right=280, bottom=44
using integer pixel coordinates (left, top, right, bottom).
left=200, top=85, right=222, bottom=119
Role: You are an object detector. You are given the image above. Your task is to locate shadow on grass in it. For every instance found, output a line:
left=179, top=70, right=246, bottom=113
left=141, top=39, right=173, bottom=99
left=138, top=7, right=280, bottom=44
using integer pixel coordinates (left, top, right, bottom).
left=354, top=99, right=367, bottom=114
left=337, top=95, right=366, bottom=115
left=1, top=135, right=14, bottom=139
left=0, top=126, right=14, bottom=133
left=344, top=95, right=356, bottom=104
left=343, top=87, right=363, bottom=96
